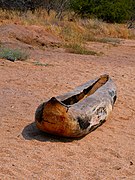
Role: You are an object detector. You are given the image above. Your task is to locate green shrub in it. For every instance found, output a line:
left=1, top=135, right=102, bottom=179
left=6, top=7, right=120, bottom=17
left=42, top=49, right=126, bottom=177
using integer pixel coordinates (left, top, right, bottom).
left=0, top=47, right=29, bottom=61
left=70, top=0, right=135, bottom=23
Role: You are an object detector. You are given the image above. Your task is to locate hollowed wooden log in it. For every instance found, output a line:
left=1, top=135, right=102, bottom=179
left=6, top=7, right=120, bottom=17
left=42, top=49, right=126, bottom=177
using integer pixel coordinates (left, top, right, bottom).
left=35, top=74, right=117, bottom=137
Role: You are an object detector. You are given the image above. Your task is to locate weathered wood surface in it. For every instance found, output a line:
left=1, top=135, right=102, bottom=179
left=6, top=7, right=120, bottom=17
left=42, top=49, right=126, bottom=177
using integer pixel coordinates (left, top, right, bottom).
left=35, top=74, right=117, bottom=137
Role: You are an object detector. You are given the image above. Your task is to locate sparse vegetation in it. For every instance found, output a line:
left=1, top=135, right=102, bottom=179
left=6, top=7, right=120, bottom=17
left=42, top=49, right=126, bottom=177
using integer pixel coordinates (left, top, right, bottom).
left=83, top=35, right=121, bottom=45
left=0, top=4, right=135, bottom=56
left=0, top=47, right=29, bottom=61
left=98, top=37, right=121, bottom=44
left=33, top=61, right=53, bottom=67
left=64, top=43, right=98, bottom=55
left=0, top=9, right=134, bottom=40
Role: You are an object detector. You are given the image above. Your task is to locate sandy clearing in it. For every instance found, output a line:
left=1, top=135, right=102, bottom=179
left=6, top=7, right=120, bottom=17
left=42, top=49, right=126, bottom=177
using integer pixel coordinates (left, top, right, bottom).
left=0, top=31, right=135, bottom=179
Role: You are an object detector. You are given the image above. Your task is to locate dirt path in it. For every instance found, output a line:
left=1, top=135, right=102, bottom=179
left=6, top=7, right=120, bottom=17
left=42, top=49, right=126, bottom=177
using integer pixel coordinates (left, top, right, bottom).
left=0, top=38, right=135, bottom=179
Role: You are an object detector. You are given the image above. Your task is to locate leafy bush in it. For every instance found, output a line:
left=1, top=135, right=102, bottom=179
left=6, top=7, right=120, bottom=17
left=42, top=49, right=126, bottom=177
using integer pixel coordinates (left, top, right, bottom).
left=0, top=48, right=29, bottom=61
left=70, top=0, right=135, bottom=23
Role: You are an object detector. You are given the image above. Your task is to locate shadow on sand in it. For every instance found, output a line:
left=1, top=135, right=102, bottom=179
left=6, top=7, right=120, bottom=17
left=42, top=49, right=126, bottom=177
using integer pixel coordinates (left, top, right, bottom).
left=22, top=122, right=82, bottom=143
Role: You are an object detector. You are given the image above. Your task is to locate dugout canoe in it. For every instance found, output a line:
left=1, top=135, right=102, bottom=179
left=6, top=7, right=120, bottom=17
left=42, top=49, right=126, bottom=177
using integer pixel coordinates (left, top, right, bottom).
left=35, top=74, right=117, bottom=138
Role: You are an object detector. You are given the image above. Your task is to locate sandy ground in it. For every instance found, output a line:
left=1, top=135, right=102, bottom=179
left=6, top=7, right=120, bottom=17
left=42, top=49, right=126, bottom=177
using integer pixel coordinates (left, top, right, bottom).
left=0, top=24, right=135, bottom=179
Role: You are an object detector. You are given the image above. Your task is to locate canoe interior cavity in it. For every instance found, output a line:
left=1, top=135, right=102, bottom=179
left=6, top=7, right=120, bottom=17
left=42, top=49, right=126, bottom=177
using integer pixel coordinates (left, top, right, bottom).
left=62, top=75, right=109, bottom=105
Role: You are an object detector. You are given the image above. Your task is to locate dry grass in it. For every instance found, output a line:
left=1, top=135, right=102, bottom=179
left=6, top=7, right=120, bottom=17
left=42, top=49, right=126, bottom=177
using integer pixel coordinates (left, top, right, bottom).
left=64, top=43, right=98, bottom=55
left=0, top=9, right=135, bottom=55
left=80, top=19, right=133, bottom=40
left=0, top=9, right=133, bottom=38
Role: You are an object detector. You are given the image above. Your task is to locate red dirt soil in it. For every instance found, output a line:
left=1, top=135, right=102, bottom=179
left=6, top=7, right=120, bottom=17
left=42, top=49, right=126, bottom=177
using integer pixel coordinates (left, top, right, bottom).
left=0, top=24, right=135, bottom=179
